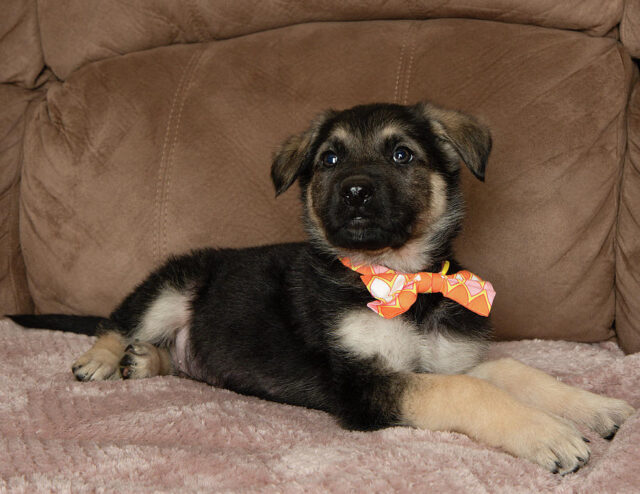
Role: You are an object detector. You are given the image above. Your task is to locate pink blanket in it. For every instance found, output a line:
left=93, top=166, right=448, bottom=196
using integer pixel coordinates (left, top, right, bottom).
left=1, top=318, right=638, bottom=493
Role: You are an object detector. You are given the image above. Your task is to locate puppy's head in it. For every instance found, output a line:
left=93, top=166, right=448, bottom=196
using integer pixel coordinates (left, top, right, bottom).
left=271, top=103, right=491, bottom=271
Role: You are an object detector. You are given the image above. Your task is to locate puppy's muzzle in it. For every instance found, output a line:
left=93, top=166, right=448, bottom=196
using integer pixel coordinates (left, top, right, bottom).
left=341, top=175, right=374, bottom=208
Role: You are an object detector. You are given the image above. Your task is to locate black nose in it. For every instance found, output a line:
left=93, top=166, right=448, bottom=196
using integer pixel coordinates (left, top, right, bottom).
left=340, top=176, right=374, bottom=207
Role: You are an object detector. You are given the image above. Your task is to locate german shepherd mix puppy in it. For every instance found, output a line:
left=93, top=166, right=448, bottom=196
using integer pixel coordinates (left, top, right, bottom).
left=10, top=103, right=634, bottom=474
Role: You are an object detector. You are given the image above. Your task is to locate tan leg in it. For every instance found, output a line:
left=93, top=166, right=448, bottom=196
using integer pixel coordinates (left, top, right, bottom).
left=400, top=373, right=591, bottom=474
left=467, top=358, right=635, bottom=439
left=119, top=342, right=173, bottom=379
left=72, top=331, right=127, bottom=381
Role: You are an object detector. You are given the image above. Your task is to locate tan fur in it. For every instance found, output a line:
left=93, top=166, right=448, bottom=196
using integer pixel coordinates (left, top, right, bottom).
left=73, top=332, right=174, bottom=381
left=423, top=104, right=481, bottom=147
left=466, top=358, right=636, bottom=437
left=327, top=125, right=353, bottom=144
left=121, top=342, right=173, bottom=379
left=379, top=123, right=409, bottom=140
left=271, top=132, right=311, bottom=194
left=272, top=110, right=335, bottom=196
left=400, top=372, right=591, bottom=474
left=72, top=331, right=127, bottom=381
left=420, top=103, right=491, bottom=179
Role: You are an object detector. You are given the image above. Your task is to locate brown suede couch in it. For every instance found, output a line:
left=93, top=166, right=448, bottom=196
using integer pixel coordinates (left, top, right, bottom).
left=3, top=1, right=640, bottom=491
left=3, top=0, right=640, bottom=351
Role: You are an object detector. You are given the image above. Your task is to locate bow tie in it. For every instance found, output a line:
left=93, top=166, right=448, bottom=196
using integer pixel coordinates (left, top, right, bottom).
left=340, top=258, right=496, bottom=319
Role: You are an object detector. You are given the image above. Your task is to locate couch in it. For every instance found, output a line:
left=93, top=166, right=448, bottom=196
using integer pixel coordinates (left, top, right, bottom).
left=1, top=1, right=640, bottom=492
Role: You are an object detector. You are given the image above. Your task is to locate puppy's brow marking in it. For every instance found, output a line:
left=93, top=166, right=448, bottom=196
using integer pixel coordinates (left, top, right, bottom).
left=378, top=124, right=407, bottom=139
left=329, top=126, right=352, bottom=142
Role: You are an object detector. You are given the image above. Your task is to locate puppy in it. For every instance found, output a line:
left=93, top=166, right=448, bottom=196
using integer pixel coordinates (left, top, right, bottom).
left=10, top=102, right=634, bottom=474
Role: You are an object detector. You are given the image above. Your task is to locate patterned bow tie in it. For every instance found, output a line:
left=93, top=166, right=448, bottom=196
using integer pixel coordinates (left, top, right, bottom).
left=340, top=258, right=496, bottom=319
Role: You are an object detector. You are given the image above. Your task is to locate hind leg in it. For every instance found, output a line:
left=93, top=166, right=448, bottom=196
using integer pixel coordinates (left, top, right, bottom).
left=72, top=334, right=173, bottom=381
left=72, top=331, right=127, bottom=381
left=119, top=342, right=173, bottom=379
left=73, top=284, right=192, bottom=381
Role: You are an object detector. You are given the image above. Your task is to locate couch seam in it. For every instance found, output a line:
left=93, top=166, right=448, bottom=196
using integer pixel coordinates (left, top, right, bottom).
left=6, top=104, right=24, bottom=312
left=13, top=90, right=45, bottom=313
left=154, top=53, right=195, bottom=263
left=34, top=0, right=46, bottom=84
left=402, top=24, right=417, bottom=105
left=154, top=47, right=204, bottom=263
left=7, top=183, right=22, bottom=313
left=393, top=21, right=417, bottom=105
left=613, top=43, right=639, bottom=350
left=393, top=25, right=410, bottom=104
left=162, top=48, right=206, bottom=260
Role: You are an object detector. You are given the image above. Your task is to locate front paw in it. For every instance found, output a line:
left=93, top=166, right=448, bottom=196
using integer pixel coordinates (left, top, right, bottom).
left=503, top=408, right=591, bottom=475
left=72, top=348, right=121, bottom=381
left=119, top=342, right=165, bottom=379
left=571, top=392, right=635, bottom=440
left=71, top=332, right=126, bottom=381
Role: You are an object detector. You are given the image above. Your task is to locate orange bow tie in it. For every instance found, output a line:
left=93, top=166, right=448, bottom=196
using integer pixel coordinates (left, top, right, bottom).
left=340, top=258, right=496, bottom=319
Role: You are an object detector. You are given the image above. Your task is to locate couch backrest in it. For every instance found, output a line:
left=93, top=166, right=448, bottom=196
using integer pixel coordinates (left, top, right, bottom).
left=618, top=81, right=640, bottom=352
left=2, top=0, right=640, bottom=351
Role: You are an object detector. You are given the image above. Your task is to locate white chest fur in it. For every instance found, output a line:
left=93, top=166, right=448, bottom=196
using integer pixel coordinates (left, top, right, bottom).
left=334, top=310, right=486, bottom=375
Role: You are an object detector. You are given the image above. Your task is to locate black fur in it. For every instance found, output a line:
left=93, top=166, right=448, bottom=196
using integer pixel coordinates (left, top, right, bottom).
left=6, top=314, right=108, bottom=336
left=8, top=102, right=493, bottom=431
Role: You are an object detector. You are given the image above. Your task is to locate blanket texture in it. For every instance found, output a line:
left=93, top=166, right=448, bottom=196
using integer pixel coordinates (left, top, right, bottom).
left=0, top=318, right=638, bottom=493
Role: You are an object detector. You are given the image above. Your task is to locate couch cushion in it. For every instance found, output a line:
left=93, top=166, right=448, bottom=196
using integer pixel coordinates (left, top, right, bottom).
left=21, top=19, right=633, bottom=343
left=0, top=0, right=45, bottom=87
left=616, top=82, right=640, bottom=353
left=0, top=85, right=37, bottom=314
left=38, top=0, right=623, bottom=80
left=621, top=0, right=640, bottom=58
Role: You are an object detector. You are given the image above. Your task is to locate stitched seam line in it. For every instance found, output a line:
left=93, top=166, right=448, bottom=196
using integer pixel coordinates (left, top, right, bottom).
left=154, top=50, right=200, bottom=263
left=393, top=26, right=410, bottom=104
left=402, top=24, right=417, bottom=105
left=161, top=48, right=205, bottom=261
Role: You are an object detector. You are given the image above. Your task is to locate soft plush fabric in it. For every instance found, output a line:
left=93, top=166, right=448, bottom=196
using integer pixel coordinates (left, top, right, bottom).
left=21, top=19, right=633, bottom=344
left=617, top=81, right=640, bottom=353
left=1, top=318, right=638, bottom=493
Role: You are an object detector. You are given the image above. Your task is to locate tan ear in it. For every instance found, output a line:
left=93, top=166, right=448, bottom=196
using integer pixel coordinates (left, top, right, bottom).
left=271, top=111, right=335, bottom=196
left=418, top=103, right=492, bottom=181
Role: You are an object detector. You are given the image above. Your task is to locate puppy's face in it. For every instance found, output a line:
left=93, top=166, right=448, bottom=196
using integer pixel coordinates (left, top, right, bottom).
left=271, top=103, right=491, bottom=271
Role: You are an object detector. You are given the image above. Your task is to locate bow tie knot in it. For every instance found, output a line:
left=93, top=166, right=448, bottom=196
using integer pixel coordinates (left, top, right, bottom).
left=341, top=258, right=496, bottom=319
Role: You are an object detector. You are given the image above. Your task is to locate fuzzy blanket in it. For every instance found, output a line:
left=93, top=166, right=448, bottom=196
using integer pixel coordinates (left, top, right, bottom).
left=1, top=318, right=638, bottom=493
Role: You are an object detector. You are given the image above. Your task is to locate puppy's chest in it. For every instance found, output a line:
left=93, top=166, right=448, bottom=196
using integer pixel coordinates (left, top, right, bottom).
left=333, top=310, right=483, bottom=375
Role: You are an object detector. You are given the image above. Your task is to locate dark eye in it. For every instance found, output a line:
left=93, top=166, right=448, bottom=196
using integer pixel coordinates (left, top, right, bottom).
left=392, top=146, right=413, bottom=164
left=322, top=151, right=339, bottom=167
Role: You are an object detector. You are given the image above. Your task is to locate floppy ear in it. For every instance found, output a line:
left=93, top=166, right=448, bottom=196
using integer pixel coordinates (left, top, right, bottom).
left=418, top=102, right=492, bottom=181
left=271, top=111, right=334, bottom=196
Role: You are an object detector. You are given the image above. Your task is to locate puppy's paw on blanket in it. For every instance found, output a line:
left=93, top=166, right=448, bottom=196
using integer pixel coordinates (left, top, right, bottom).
left=568, top=391, right=635, bottom=440
left=72, top=332, right=126, bottom=381
left=120, top=342, right=173, bottom=379
left=504, top=409, right=591, bottom=475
